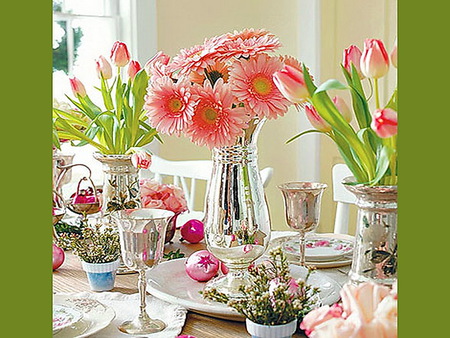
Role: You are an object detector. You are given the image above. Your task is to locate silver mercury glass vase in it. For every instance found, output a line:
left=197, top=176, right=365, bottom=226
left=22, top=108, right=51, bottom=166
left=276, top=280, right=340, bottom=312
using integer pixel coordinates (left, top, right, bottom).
left=203, top=118, right=271, bottom=299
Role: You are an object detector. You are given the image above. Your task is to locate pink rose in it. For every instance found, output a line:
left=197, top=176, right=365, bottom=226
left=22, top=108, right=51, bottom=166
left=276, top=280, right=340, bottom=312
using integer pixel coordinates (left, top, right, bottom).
left=340, top=282, right=390, bottom=322
left=139, top=179, right=188, bottom=213
left=300, top=304, right=344, bottom=336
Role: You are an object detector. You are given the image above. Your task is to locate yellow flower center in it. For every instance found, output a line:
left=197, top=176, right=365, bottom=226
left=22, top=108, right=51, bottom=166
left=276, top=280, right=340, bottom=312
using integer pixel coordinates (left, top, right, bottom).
left=252, top=75, right=272, bottom=96
left=168, top=98, right=183, bottom=113
left=201, top=107, right=218, bottom=124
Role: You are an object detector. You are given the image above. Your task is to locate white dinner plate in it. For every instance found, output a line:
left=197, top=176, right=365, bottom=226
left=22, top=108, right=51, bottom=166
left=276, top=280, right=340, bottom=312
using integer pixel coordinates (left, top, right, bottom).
left=147, top=258, right=341, bottom=322
left=53, top=295, right=115, bottom=338
left=270, top=233, right=355, bottom=268
left=53, top=304, right=83, bottom=334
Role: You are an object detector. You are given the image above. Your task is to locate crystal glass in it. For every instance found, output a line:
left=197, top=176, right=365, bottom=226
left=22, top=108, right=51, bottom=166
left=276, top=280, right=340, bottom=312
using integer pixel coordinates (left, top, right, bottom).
left=343, top=178, right=397, bottom=286
left=278, top=182, right=327, bottom=266
left=204, top=118, right=271, bottom=299
left=111, top=208, right=174, bottom=335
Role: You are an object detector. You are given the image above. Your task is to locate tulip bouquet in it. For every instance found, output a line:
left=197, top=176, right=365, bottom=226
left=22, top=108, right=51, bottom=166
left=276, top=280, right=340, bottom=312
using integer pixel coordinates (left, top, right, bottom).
left=274, top=38, right=398, bottom=186
left=300, top=281, right=397, bottom=337
left=52, top=41, right=159, bottom=156
left=144, top=28, right=300, bottom=149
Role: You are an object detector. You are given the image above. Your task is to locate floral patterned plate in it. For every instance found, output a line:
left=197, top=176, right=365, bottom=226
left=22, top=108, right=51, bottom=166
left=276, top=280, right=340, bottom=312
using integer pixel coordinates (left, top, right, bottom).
left=53, top=305, right=83, bottom=333
left=278, top=235, right=353, bottom=261
left=269, top=233, right=355, bottom=267
left=53, top=295, right=115, bottom=337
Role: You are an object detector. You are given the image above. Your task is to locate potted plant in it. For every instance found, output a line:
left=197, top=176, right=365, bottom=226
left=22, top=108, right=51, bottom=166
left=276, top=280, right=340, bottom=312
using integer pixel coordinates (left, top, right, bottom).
left=52, top=41, right=159, bottom=213
left=203, top=247, right=320, bottom=338
left=58, top=223, right=121, bottom=291
left=273, top=38, right=398, bottom=285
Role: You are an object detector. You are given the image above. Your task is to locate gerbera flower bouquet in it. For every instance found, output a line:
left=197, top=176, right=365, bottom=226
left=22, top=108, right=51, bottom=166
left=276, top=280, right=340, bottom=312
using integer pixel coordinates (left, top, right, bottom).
left=144, top=28, right=300, bottom=148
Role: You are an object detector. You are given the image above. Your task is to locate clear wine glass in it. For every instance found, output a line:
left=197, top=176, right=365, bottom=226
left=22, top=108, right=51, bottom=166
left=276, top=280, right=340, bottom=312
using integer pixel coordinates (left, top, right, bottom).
left=111, top=208, right=174, bottom=335
left=278, top=182, right=327, bottom=266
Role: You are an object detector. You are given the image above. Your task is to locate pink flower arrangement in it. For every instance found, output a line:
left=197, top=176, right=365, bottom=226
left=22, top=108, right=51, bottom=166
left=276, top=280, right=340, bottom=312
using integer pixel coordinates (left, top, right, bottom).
left=144, top=29, right=300, bottom=149
left=140, top=179, right=188, bottom=214
left=300, top=281, right=397, bottom=338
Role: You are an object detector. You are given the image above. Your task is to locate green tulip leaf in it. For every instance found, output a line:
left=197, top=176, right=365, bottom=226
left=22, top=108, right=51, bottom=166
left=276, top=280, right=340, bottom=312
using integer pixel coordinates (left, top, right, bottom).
left=285, top=129, right=325, bottom=144
left=315, top=79, right=348, bottom=93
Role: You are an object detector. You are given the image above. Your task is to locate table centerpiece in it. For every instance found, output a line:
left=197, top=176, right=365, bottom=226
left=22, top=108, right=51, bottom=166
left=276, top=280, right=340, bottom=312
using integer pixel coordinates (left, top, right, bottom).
left=273, top=38, right=398, bottom=285
left=144, top=28, right=305, bottom=298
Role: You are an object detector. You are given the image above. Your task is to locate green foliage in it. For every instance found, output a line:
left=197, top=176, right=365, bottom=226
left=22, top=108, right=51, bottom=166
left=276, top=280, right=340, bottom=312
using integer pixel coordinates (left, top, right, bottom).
left=202, top=247, right=320, bottom=325
left=57, top=224, right=121, bottom=264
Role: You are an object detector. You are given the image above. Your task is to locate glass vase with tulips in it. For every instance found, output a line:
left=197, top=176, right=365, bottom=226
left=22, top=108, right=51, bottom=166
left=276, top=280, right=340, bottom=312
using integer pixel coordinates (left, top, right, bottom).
left=273, top=38, right=398, bottom=186
left=52, top=41, right=159, bottom=157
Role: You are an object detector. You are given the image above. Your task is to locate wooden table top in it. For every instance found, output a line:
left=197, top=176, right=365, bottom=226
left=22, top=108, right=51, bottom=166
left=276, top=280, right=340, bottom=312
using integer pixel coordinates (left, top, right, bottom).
left=53, top=230, right=347, bottom=337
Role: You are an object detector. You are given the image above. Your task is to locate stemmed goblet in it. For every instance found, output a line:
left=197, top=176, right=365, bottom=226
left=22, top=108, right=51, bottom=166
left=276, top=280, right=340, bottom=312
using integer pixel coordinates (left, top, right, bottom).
left=278, top=182, right=327, bottom=266
left=111, top=208, right=174, bottom=335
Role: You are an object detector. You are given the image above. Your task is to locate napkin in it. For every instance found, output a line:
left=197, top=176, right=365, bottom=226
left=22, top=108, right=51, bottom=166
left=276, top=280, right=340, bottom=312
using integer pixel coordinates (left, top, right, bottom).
left=55, top=291, right=187, bottom=338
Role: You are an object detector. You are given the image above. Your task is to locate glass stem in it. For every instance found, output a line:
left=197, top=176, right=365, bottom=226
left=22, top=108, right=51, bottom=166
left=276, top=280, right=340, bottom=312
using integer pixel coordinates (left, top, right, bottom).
left=299, top=232, right=306, bottom=266
left=138, top=269, right=148, bottom=318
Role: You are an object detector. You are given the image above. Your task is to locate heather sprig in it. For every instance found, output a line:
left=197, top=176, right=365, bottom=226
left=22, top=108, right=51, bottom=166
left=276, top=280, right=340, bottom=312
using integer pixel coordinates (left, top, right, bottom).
left=57, top=223, right=121, bottom=264
left=203, top=246, right=320, bottom=325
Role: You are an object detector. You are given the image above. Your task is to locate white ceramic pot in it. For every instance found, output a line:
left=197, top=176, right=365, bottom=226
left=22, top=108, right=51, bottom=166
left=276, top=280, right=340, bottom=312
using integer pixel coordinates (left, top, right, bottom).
left=81, top=259, right=120, bottom=292
left=245, top=318, right=298, bottom=338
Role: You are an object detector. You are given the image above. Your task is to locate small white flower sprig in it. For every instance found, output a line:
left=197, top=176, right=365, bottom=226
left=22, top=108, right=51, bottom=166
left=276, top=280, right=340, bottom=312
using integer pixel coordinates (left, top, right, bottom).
left=57, top=223, right=121, bottom=264
left=202, top=247, right=320, bottom=325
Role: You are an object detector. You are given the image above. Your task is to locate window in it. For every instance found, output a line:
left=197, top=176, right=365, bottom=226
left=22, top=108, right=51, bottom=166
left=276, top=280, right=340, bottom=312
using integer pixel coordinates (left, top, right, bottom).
left=52, top=0, right=119, bottom=102
left=52, top=0, right=158, bottom=195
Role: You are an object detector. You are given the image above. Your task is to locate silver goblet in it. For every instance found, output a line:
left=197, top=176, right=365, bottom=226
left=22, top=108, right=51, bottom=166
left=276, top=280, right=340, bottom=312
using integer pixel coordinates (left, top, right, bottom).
left=111, top=208, right=174, bottom=335
left=278, top=182, right=327, bottom=266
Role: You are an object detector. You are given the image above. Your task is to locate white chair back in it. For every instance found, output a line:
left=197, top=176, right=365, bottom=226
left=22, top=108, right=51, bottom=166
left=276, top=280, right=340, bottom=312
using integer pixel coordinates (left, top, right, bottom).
left=148, top=155, right=274, bottom=224
left=332, top=163, right=357, bottom=234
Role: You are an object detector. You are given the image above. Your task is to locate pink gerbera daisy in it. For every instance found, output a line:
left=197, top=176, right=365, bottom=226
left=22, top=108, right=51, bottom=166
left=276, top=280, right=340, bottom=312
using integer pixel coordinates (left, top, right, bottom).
left=185, top=79, right=250, bottom=148
left=229, top=54, right=292, bottom=119
left=215, top=29, right=282, bottom=63
left=144, top=76, right=197, bottom=136
left=168, top=36, right=225, bottom=76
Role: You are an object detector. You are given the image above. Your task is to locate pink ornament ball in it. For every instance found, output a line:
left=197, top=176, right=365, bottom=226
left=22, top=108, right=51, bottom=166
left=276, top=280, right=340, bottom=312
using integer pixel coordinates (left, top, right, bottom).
left=180, top=219, right=204, bottom=244
left=53, top=244, right=65, bottom=270
left=185, top=250, right=220, bottom=282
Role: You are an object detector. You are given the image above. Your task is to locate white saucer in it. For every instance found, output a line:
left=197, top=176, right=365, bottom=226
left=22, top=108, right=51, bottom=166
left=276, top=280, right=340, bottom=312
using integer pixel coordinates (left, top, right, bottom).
left=147, top=258, right=341, bottom=322
left=53, top=295, right=115, bottom=338
left=270, top=233, right=355, bottom=268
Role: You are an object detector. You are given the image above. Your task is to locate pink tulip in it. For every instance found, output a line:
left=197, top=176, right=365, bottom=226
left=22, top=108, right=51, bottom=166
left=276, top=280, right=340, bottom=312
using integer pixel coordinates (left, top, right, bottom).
left=360, top=39, right=390, bottom=79
left=273, top=65, right=310, bottom=104
left=371, top=108, right=398, bottom=138
left=300, top=304, right=344, bottom=336
left=332, top=96, right=352, bottom=123
left=391, top=38, right=397, bottom=68
left=69, top=77, right=86, bottom=98
left=95, top=55, right=112, bottom=79
left=304, top=104, right=332, bottom=132
left=127, top=60, right=142, bottom=80
left=110, top=41, right=131, bottom=67
left=131, top=150, right=152, bottom=169
left=342, top=45, right=364, bottom=79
